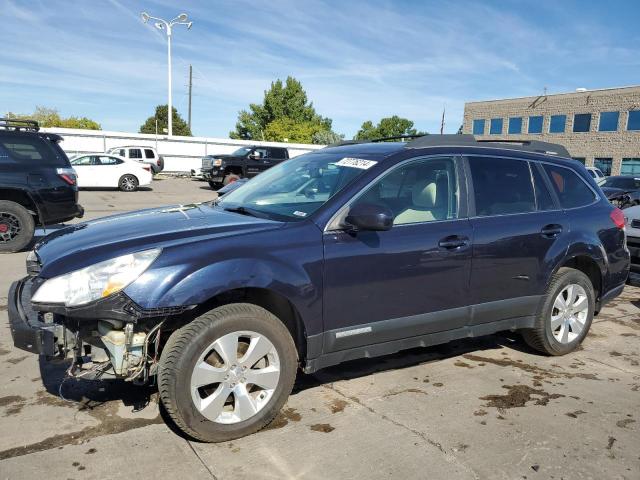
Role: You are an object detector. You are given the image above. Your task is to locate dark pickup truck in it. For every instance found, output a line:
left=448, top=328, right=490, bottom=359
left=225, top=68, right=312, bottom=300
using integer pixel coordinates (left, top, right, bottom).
left=201, top=146, right=289, bottom=190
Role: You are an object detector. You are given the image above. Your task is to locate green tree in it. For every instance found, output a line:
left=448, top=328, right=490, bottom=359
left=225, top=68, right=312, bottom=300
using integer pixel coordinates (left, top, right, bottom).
left=457, top=124, right=463, bottom=134
left=263, top=117, right=320, bottom=143
left=230, top=76, right=332, bottom=141
left=312, top=129, right=344, bottom=145
left=8, top=106, right=101, bottom=130
left=354, top=116, right=425, bottom=140
left=139, top=105, right=192, bottom=136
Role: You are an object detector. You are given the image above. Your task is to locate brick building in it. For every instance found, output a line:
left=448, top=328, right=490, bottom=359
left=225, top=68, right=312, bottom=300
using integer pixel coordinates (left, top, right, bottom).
left=463, top=86, right=640, bottom=175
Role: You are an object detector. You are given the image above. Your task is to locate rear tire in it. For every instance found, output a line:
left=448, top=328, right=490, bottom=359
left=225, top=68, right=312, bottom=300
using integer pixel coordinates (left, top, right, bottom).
left=522, top=267, right=594, bottom=355
left=119, top=174, right=139, bottom=192
left=0, top=200, right=35, bottom=253
left=158, top=303, right=298, bottom=442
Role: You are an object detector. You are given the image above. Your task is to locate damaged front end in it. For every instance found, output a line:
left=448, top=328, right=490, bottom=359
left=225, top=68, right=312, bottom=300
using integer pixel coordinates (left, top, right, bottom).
left=9, top=276, right=191, bottom=383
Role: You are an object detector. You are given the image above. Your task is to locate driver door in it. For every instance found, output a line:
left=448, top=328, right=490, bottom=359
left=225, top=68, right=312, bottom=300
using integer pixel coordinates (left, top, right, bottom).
left=322, top=156, right=473, bottom=353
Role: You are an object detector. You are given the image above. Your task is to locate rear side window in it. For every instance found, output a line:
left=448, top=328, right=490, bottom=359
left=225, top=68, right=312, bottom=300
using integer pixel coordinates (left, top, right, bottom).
left=129, top=149, right=142, bottom=159
left=543, top=164, right=596, bottom=208
left=0, top=135, right=66, bottom=166
left=271, top=148, right=287, bottom=158
left=119, top=149, right=126, bottom=157
left=144, top=149, right=155, bottom=159
left=469, top=157, right=535, bottom=216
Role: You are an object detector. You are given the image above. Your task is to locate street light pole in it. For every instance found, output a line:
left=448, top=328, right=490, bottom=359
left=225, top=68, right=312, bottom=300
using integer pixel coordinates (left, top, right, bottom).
left=141, top=12, right=192, bottom=137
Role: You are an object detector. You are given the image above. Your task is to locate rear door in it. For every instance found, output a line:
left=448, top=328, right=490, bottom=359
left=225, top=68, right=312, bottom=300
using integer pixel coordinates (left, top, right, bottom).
left=466, top=156, right=566, bottom=325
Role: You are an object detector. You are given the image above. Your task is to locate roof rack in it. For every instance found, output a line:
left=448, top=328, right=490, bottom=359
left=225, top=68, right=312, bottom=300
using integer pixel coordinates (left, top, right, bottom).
left=327, top=134, right=424, bottom=148
left=406, top=134, right=571, bottom=157
left=0, top=117, right=40, bottom=132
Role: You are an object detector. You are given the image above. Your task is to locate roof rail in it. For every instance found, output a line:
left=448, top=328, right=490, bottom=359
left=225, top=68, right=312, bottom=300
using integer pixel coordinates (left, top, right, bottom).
left=0, top=117, right=40, bottom=132
left=327, top=134, right=424, bottom=148
left=405, top=134, right=571, bottom=157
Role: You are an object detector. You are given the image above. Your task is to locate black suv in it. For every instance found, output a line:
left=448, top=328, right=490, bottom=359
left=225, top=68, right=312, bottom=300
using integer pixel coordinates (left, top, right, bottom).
left=202, top=146, right=289, bottom=189
left=0, top=118, right=83, bottom=252
left=9, top=135, right=629, bottom=442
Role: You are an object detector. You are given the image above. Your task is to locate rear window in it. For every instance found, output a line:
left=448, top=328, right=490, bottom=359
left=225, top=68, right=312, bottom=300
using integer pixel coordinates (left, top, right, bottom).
left=469, top=156, right=535, bottom=216
left=0, top=134, right=67, bottom=166
left=543, top=164, right=597, bottom=208
left=144, top=149, right=155, bottom=159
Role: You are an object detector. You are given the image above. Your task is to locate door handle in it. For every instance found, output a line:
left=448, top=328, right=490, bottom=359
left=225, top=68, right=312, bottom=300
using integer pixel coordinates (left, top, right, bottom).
left=541, top=224, right=563, bottom=238
left=438, top=235, right=469, bottom=249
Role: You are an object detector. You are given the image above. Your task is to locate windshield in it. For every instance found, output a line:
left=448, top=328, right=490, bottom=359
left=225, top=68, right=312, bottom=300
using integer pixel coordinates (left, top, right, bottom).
left=603, top=177, right=640, bottom=190
left=231, top=147, right=253, bottom=156
left=218, top=152, right=379, bottom=221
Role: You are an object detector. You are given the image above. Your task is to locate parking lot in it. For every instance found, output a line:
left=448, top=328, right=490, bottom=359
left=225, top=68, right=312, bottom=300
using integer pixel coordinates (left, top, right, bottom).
left=0, top=177, right=638, bottom=479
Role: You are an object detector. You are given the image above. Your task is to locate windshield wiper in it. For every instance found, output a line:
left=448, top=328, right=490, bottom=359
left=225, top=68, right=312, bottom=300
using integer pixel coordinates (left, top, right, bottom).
left=223, top=206, right=260, bottom=218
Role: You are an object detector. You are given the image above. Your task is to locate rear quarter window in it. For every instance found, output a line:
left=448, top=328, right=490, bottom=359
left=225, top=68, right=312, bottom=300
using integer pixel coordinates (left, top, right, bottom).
left=144, top=149, right=155, bottom=159
left=543, top=164, right=597, bottom=208
left=0, top=134, right=67, bottom=166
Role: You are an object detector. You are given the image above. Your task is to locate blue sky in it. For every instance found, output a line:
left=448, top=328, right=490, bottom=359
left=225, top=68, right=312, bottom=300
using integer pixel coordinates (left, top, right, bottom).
left=1, top=0, right=639, bottom=138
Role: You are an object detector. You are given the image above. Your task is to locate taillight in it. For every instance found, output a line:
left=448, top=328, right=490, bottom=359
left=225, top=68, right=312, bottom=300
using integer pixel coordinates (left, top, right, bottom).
left=610, top=208, right=625, bottom=229
left=57, top=167, right=77, bottom=186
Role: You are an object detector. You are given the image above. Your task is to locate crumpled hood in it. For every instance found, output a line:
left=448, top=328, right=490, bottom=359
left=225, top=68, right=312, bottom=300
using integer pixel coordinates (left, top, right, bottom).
left=35, top=203, right=281, bottom=278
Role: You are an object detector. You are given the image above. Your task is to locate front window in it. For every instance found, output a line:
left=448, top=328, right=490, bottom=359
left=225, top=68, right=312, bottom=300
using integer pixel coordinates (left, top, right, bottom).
left=218, top=152, right=378, bottom=221
left=231, top=147, right=253, bottom=156
left=350, top=156, right=459, bottom=225
left=71, top=156, right=92, bottom=166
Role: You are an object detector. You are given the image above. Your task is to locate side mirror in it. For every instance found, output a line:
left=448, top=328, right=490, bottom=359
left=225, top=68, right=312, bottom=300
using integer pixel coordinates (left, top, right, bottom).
left=249, top=152, right=261, bottom=160
left=345, top=202, right=394, bottom=232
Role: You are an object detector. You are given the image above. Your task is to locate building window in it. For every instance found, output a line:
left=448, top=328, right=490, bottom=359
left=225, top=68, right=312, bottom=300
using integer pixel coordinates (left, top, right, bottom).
left=598, top=111, right=619, bottom=132
left=549, top=115, right=566, bottom=133
left=508, top=117, right=522, bottom=134
left=621, top=158, right=640, bottom=175
left=628, top=111, right=640, bottom=131
left=490, top=118, right=503, bottom=135
left=573, top=113, right=592, bottom=132
left=473, top=119, right=485, bottom=135
left=528, top=116, right=543, bottom=134
left=594, top=158, right=613, bottom=176
left=572, top=157, right=586, bottom=164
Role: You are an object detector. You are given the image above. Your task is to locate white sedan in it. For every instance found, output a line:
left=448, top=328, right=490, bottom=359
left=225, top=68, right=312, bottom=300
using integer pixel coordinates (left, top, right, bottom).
left=70, top=154, right=153, bottom=192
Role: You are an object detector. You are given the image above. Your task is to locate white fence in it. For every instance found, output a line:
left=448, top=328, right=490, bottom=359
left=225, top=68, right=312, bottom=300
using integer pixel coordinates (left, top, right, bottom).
left=41, top=128, right=324, bottom=173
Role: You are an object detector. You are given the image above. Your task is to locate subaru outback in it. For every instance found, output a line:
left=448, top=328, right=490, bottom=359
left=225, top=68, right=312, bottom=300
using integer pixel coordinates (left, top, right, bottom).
left=8, top=135, right=629, bottom=442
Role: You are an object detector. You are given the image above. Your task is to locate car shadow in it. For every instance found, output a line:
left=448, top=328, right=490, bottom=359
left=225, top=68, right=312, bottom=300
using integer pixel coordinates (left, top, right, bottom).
left=292, top=331, right=537, bottom=394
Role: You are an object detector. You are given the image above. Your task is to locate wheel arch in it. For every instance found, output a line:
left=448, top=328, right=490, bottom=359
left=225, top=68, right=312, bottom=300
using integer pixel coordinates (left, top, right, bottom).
left=552, top=252, right=604, bottom=313
left=0, top=188, right=40, bottom=222
left=171, top=287, right=308, bottom=363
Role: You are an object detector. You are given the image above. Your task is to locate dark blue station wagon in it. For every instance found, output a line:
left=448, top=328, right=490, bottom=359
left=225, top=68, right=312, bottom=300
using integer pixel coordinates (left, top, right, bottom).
left=9, top=135, right=630, bottom=441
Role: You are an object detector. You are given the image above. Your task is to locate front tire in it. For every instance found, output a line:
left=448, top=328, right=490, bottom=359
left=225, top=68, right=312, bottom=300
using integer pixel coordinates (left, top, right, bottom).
left=158, top=304, right=298, bottom=442
left=208, top=180, right=222, bottom=190
left=0, top=201, right=35, bottom=253
left=522, top=267, right=594, bottom=355
left=119, top=174, right=139, bottom=192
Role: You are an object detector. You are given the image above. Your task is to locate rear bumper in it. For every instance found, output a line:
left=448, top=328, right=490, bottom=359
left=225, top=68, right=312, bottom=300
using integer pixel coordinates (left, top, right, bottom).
left=7, top=278, right=56, bottom=356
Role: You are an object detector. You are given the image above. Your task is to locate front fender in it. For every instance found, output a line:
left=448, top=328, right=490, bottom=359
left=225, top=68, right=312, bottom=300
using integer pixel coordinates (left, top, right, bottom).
left=123, top=221, right=325, bottom=335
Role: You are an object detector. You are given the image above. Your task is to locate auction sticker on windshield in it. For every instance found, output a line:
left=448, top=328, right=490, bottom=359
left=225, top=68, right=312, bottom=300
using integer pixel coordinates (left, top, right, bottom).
left=334, top=158, right=378, bottom=170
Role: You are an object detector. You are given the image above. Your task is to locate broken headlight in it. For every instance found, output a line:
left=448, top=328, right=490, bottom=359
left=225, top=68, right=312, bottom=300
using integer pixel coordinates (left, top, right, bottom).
left=32, top=248, right=161, bottom=307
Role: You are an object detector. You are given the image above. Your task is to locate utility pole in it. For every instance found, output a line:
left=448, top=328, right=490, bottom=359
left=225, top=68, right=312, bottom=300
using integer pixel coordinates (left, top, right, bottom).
left=188, top=64, right=193, bottom=132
